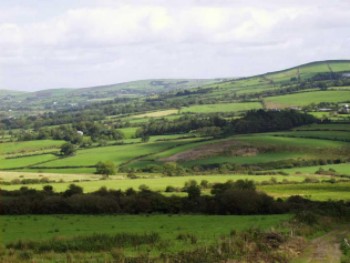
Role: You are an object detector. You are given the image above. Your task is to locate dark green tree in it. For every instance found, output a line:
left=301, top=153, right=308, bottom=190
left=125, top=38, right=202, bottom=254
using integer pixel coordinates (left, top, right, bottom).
left=96, top=161, right=116, bottom=176
left=60, top=142, right=76, bottom=156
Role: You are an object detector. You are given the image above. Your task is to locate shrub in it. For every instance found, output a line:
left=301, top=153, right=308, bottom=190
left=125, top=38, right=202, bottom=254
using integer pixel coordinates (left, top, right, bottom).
left=126, top=172, right=138, bottom=179
left=200, top=180, right=209, bottom=189
left=303, top=177, right=320, bottom=183
left=165, top=186, right=177, bottom=192
left=295, top=211, right=318, bottom=225
left=18, top=250, right=33, bottom=260
left=176, top=233, right=198, bottom=244
left=60, top=142, right=76, bottom=156
left=95, top=161, right=116, bottom=176
left=111, top=248, right=125, bottom=261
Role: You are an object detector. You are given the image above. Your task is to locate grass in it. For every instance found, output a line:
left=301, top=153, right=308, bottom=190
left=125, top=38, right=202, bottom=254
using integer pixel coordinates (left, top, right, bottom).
left=307, top=112, right=349, bottom=121
left=183, top=152, right=303, bottom=166
left=0, top=174, right=337, bottom=194
left=0, top=140, right=63, bottom=155
left=0, top=214, right=290, bottom=245
left=18, top=167, right=98, bottom=174
left=258, top=182, right=350, bottom=201
left=0, top=171, right=104, bottom=182
left=117, top=127, right=138, bottom=139
left=299, top=63, right=330, bottom=79
left=276, top=163, right=350, bottom=176
left=275, top=130, right=350, bottom=142
left=131, top=109, right=178, bottom=118
left=265, top=90, right=350, bottom=108
left=235, top=133, right=349, bottom=149
left=327, top=61, right=350, bottom=72
left=0, top=140, right=64, bottom=169
left=155, top=133, right=349, bottom=168
left=295, top=123, right=350, bottom=132
left=0, top=153, right=58, bottom=169
left=181, top=102, right=262, bottom=113
left=3, top=132, right=348, bottom=175
left=149, top=134, right=197, bottom=142
left=153, top=139, right=214, bottom=159
left=33, top=141, right=186, bottom=168
left=1, top=138, right=202, bottom=173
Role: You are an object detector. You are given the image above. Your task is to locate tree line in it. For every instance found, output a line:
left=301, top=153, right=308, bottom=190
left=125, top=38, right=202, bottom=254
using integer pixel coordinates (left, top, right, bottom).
left=138, top=110, right=317, bottom=137
left=1, top=180, right=349, bottom=217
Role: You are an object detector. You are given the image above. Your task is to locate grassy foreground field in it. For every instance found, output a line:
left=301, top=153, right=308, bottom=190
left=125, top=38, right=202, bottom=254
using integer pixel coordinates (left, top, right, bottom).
left=0, top=214, right=290, bottom=244
left=0, top=214, right=292, bottom=262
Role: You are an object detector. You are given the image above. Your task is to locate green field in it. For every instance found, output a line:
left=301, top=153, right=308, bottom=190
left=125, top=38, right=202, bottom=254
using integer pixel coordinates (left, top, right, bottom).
left=0, top=173, right=339, bottom=196
left=259, top=182, right=350, bottom=201
left=295, top=123, right=350, bottom=131
left=117, top=127, right=138, bottom=139
left=0, top=214, right=290, bottom=244
left=0, top=154, right=58, bottom=169
left=0, top=140, right=194, bottom=173
left=0, top=213, right=291, bottom=262
left=181, top=102, right=262, bottom=113
left=235, top=133, right=349, bottom=149
left=154, top=133, right=350, bottom=169
left=265, top=90, right=350, bottom=108
left=275, top=130, right=350, bottom=142
left=0, top=140, right=63, bottom=155
left=277, top=163, right=350, bottom=176
left=0, top=171, right=104, bottom=182
left=0, top=140, right=64, bottom=169
left=131, top=109, right=179, bottom=118
left=183, top=152, right=303, bottom=167
left=30, top=141, right=189, bottom=169
left=18, top=167, right=98, bottom=174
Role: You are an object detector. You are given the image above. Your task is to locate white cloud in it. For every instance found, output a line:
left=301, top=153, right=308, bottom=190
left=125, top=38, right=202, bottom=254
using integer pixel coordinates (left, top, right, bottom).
left=0, top=1, right=349, bottom=90
left=0, top=23, right=23, bottom=46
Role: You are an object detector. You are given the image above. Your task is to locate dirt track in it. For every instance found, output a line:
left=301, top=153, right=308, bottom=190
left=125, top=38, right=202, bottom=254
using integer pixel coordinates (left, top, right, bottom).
left=294, top=228, right=348, bottom=263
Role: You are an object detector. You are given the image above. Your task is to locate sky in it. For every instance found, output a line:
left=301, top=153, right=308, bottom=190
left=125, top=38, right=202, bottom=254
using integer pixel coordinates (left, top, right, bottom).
left=0, top=0, right=349, bottom=91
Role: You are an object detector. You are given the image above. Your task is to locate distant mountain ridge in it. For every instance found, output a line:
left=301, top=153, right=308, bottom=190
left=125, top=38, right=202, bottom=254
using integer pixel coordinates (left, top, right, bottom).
left=1, top=60, right=350, bottom=110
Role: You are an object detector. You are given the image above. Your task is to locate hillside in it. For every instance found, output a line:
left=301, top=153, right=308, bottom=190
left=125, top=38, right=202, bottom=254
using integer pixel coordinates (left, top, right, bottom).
left=1, top=59, right=350, bottom=262
left=0, top=89, right=27, bottom=98
left=0, top=79, right=219, bottom=111
left=1, top=60, right=349, bottom=113
left=164, top=60, right=350, bottom=106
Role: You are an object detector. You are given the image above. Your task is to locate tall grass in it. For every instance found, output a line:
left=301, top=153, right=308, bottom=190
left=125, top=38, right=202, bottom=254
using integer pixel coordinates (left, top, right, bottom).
left=7, top=232, right=160, bottom=252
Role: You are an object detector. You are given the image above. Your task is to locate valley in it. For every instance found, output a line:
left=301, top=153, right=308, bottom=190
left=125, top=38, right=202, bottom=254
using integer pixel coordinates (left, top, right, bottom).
left=1, top=60, right=350, bottom=262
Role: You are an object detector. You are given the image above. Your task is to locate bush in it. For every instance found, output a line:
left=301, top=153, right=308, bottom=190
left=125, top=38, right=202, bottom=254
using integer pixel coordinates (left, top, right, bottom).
left=60, top=142, right=76, bottom=156
left=295, top=211, right=318, bottom=225
left=126, top=172, right=138, bottom=179
left=176, top=233, right=198, bottom=244
left=18, top=250, right=33, bottom=260
left=96, top=161, right=116, bottom=176
left=165, top=186, right=177, bottom=192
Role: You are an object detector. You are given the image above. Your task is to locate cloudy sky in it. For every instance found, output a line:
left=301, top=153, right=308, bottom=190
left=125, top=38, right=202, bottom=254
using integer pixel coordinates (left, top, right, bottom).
left=0, top=0, right=349, bottom=91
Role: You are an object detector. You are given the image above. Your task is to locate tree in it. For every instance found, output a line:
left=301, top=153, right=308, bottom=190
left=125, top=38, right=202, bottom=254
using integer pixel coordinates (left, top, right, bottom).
left=162, top=162, right=184, bottom=176
left=183, top=180, right=201, bottom=200
left=141, top=134, right=150, bottom=142
left=63, top=184, right=83, bottom=197
left=43, top=185, right=53, bottom=193
left=186, top=184, right=201, bottom=200
left=96, top=161, right=116, bottom=176
left=60, top=142, right=76, bottom=156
